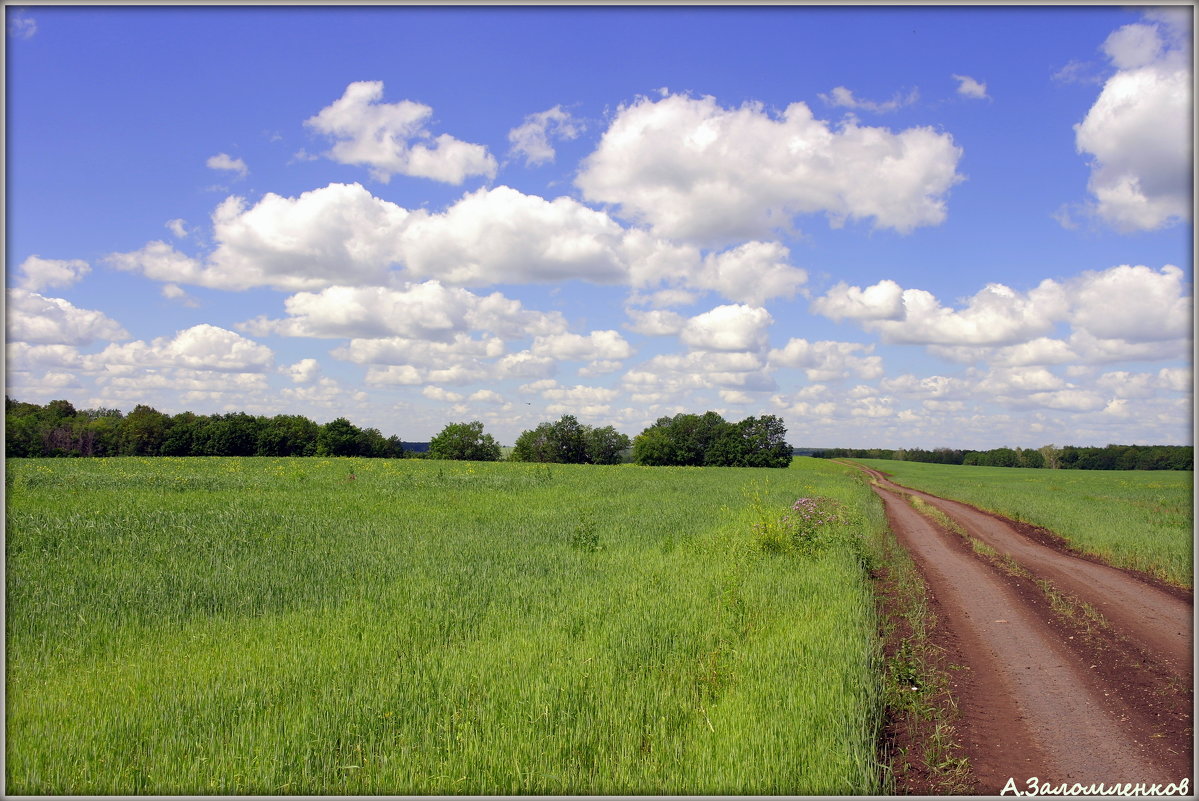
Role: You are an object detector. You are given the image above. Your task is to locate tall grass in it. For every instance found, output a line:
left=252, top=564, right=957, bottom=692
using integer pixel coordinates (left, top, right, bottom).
left=855, top=459, right=1192, bottom=588
left=7, top=456, right=887, bottom=794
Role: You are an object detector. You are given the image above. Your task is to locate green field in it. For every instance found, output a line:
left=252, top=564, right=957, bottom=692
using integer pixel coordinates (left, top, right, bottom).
left=6, top=456, right=887, bottom=795
left=853, top=459, right=1193, bottom=588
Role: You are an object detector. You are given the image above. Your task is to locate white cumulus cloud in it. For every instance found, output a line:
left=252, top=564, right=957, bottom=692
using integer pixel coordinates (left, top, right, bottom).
left=6, top=342, right=86, bottom=372
left=468, top=389, right=506, bottom=404
left=495, top=351, right=557, bottom=380
left=398, top=186, right=633, bottom=286
left=107, top=182, right=806, bottom=307
left=206, top=153, right=248, bottom=178
left=539, top=383, right=620, bottom=404
left=951, top=74, right=989, bottom=99
left=819, top=85, right=919, bottom=113
left=423, top=386, right=464, bottom=403
left=1067, top=264, right=1191, bottom=343
left=814, top=279, right=1066, bottom=347
left=240, top=282, right=565, bottom=342
left=625, top=308, right=687, bottom=336
left=6, top=289, right=129, bottom=345
left=283, top=358, right=322, bottom=384
left=575, top=92, right=963, bottom=244
left=693, top=241, right=807, bottom=305
left=16, top=255, right=91, bottom=291
left=530, top=330, right=633, bottom=362
left=1103, top=22, right=1165, bottom=70
left=335, top=334, right=504, bottom=368
left=928, top=337, right=1079, bottom=367
left=768, top=338, right=883, bottom=381
left=1022, top=389, right=1107, bottom=413
left=1072, top=17, right=1191, bottom=231
left=305, top=80, right=497, bottom=184
left=880, top=374, right=970, bottom=400
left=814, top=264, right=1190, bottom=358
left=161, top=283, right=199, bottom=307
left=508, top=105, right=583, bottom=166
left=679, top=304, right=773, bottom=352
left=106, top=240, right=207, bottom=286
left=94, top=324, right=274, bottom=373
left=209, top=183, right=410, bottom=289
left=109, top=183, right=410, bottom=291
left=810, top=279, right=905, bottom=322
left=624, top=349, right=775, bottom=399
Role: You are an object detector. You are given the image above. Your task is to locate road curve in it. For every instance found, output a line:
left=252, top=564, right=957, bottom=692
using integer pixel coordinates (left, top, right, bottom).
left=858, top=465, right=1193, bottom=792
left=867, top=466, right=1193, bottom=676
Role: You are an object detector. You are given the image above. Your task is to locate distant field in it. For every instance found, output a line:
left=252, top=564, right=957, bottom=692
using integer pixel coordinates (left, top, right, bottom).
left=7, top=456, right=886, bottom=795
left=853, top=459, right=1193, bottom=588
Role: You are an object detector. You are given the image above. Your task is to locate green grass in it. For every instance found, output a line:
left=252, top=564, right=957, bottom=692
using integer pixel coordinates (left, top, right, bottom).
left=7, top=456, right=888, bottom=794
left=853, top=459, right=1193, bottom=588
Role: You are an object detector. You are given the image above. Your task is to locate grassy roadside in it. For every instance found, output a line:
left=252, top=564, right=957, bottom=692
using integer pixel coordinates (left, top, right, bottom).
left=869, top=486, right=973, bottom=794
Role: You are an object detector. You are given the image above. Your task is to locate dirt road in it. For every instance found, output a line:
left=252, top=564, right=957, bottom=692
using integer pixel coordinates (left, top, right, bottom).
left=858, top=464, right=1193, bottom=794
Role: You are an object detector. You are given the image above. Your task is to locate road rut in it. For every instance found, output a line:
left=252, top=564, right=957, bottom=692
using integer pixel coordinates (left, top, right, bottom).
left=860, top=465, right=1193, bottom=793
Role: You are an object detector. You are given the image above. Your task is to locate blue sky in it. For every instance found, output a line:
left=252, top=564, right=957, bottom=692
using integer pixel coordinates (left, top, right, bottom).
left=5, top=4, right=1193, bottom=448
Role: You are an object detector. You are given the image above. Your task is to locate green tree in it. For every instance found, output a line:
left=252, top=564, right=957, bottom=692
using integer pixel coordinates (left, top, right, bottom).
left=547, top=415, right=588, bottom=463
left=257, top=414, right=320, bottom=456
left=5, top=398, right=46, bottom=457
left=34, top=399, right=83, bottom=457
left=198, top=412, right=261, bottom=456
left=1017, top=447, right=1045, bottom=469
left=1074, top=447, right=1116, bottom=470
left=585, top=425, right=631, bottom=465
left=975, top=447, right=1018, bottom=467
left=161, top=412, right=205, bottom=456
left=317, top=417, right=364, bottom=457
left=632, top=412, right=731, bottom=466
left=382, top=434, right=406, bottom=459
left=118, top=405, right=171, bottom=456
left=733, top=415, right=793, bottom=468
left=669, top=412, right=728, bottom=466
left=511, top=415, right=592, bottom=464
left=82, top=414, right=122, bottom=457
left=633, top=412, right=791, bottom=468
left=1038, top=444, right=1061, bottom=469
left=704, top=422, right=746, bottom=466
left=428, top=421, right=502, bottom=461
left=511, top=422, right=557, bottom=463
left=44, top=399, right=77, bottom=420
left=630, top=425, right=676, bottom=466
left=356, top=427, right=405, bottom=458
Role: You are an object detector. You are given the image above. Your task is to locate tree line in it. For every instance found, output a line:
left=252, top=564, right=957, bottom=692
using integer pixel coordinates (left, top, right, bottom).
left=5, top=398, right=404, bottom=459
left=426, top=411, right=793, bottom=468
left=813, top=444, right=1192, bottom=471
left=6, top=398, right=793, bottom=470
left=25, top=396, right=1179, bottom=470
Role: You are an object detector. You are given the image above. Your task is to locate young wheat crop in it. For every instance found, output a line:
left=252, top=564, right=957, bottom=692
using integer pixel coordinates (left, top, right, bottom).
left=6, top=456, right=888, bottom=794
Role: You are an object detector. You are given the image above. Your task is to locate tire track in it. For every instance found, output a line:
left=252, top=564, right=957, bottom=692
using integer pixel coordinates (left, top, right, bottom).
left=878, top=471, right=1192, bottom=676
left=858, top=465, right=1193, bottom=792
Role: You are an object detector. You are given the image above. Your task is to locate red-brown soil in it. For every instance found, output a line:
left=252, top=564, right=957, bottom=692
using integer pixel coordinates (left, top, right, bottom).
left=857, top=464, right=1193, bottom=795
